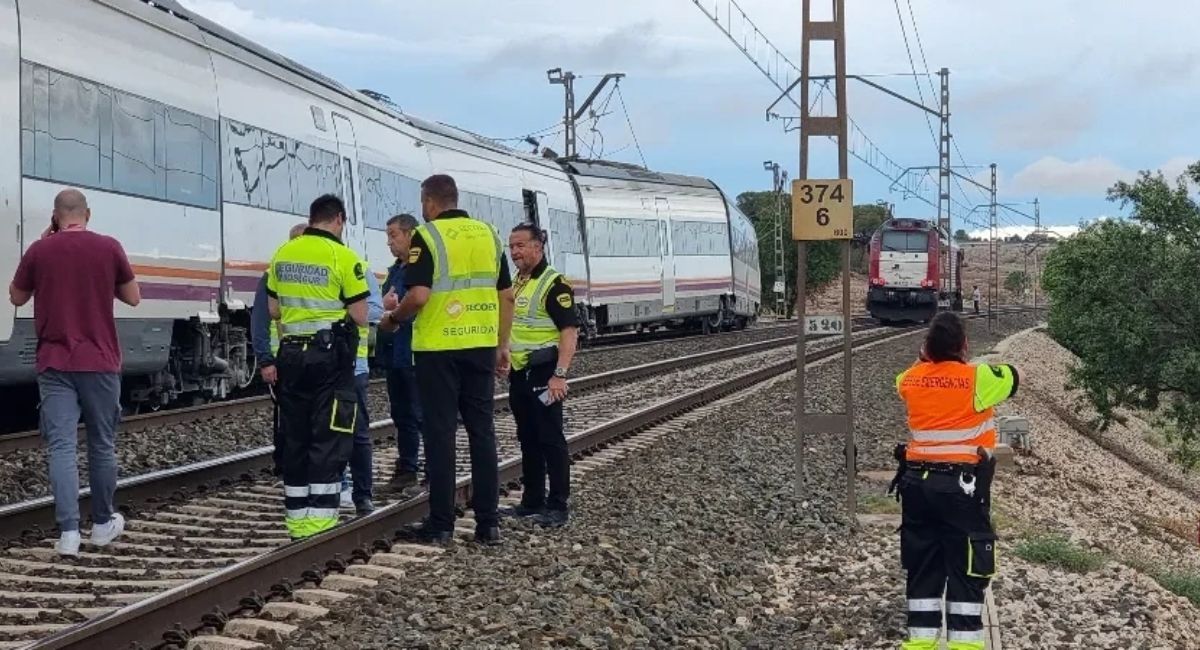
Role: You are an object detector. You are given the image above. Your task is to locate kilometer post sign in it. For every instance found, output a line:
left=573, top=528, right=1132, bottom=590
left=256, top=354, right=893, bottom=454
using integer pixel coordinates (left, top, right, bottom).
left=791, top=179, right=853, bottom=241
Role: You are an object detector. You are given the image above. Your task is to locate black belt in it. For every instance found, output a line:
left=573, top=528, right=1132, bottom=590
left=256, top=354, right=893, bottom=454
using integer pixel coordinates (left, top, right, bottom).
left=907, top=460, right=977, bottom=474
left=280, top=335, right=314, bottom=344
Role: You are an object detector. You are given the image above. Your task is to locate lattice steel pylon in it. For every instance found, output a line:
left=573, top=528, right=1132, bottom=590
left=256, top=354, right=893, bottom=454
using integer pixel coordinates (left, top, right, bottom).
left=938, top=68, right=953, bottom=304
left=764, top=161, right=789, bottom=316
left=690, top=0, right=938, bottom=207
left=988, top=163, right=998, bottom=332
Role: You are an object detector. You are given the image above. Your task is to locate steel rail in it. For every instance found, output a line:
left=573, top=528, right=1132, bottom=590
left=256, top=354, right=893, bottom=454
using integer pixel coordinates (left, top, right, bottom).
left=1, top=326, right=858, bottom=535
left=0, top=321, right=815, bottom=453
left=30, top=323, right=926, bottom=650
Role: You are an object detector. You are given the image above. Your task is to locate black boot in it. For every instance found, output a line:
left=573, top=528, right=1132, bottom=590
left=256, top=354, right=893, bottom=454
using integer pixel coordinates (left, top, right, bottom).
left=474, top=526, right=503, bottom=546
left=389, top=468, right=418, bottom=489
left=397, top=519, right=452, bottom=546
left=498, top=503, right=543, bottom=518
left=533, top=509, right=569, bottom=528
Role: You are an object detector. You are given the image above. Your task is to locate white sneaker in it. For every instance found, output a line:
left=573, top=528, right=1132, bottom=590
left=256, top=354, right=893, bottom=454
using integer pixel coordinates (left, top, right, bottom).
left=340, top=488, right=354, bottom=508
left=90, top=513, right=125, bottom=547
left=56, top=531, right=81, bottom=557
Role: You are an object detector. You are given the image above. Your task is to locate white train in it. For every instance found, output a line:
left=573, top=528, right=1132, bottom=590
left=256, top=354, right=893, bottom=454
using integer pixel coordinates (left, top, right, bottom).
left=0, top=0, right=761, bottom=408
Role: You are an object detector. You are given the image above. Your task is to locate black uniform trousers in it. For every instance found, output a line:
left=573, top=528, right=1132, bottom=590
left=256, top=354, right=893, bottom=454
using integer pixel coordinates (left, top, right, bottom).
left=277, top=334, right=357, bottom=534
left=414, top=347, right=499, bottom=532
left=899, top=468, right=996, bottom=646
left=509, top=362, right=570, bottom=513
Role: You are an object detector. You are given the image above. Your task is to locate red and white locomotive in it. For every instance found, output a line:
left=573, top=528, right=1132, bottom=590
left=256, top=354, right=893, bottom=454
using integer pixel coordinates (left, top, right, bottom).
left=867, top=218, right=963, bottom=323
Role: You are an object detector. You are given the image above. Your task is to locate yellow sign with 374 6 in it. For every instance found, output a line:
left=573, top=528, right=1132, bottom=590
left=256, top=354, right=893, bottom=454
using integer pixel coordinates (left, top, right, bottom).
left=791, top=179, right=853, bottom=241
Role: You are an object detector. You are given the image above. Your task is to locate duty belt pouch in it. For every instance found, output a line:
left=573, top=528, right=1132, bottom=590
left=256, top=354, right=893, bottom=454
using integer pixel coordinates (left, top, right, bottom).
left=966, top=532, right=998, bottom=578
left=526, top=345, right=558, bottom=369
left=329, top=389, right=357, bottom=434
left=974, top=449, right=998, bottom=509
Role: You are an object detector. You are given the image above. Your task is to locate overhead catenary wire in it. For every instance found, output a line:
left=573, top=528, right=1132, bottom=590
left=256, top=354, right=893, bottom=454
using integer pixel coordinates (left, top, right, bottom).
left=902, top=0, right=994, bottom=221
left=893, top=0, right=938, bottom=153
left=615, top=84, right=649, bottom=169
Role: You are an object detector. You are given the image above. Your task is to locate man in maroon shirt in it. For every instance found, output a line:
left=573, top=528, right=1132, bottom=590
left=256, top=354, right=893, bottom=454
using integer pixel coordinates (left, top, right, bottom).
left=8, top=188, right=141, bottom=557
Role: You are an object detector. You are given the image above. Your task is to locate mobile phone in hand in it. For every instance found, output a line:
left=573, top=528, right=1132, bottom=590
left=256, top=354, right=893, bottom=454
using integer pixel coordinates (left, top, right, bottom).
left=538, top=389, right=553, bottom=405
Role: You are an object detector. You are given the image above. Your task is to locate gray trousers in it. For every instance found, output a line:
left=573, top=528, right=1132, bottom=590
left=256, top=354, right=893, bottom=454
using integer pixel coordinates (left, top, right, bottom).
left=37, top=370, right=121, bottom=532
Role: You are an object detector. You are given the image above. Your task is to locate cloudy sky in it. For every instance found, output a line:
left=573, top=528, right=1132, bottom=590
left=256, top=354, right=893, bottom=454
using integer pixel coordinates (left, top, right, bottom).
left=178, top=0, right=1198, bottom=236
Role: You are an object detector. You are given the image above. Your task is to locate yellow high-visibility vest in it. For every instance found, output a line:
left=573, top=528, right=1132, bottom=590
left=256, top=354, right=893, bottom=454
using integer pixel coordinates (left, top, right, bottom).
left=511, top=267, right=563, bottom=370
left=266, top=229, right=370, bottom=358
left=411, top=217, right=503, bottom=352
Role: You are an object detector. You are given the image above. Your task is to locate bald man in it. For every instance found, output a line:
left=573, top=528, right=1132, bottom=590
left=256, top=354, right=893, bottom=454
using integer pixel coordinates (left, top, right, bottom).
left=252, top=222, right=309, bottom=476
left=9, top=188, right=140, bottom=557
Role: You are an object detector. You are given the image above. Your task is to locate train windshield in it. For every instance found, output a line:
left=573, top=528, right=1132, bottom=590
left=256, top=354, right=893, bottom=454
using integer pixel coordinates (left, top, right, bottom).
left=881, top=230, right=928, bottom=253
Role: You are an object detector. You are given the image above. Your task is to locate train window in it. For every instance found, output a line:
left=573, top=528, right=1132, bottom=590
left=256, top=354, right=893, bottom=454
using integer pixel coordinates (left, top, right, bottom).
left=586, top=217, right=660, bottom=257
left=44, top=70, right=106, bottom=188
left=359, top=162, right=422, bottom=230
left=221, top=118, right=341, bottom=216
left=548, top=209, right=583, bottom=254
left=882, top=230, right=929, bottom=252
left=20, top=63, right=219, bottom=209
left=317, top=150, right=342, bottom=208
left=224, top=119, right=267, bottom=209
left=263, top=134, right=295, bottom=213
left=292, top=142, right=322, bottom=214
left=164, top=107, right=219, bottom=207
left=672, top=220, right=729, bottom=256
left=19, top=62, right=42, bottom=178
left=112, top=91, right=163, bottom=199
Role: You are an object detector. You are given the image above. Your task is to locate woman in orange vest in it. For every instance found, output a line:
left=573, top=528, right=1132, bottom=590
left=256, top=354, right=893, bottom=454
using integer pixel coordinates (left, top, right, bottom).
left=893, top=312, right=1018, bottom=650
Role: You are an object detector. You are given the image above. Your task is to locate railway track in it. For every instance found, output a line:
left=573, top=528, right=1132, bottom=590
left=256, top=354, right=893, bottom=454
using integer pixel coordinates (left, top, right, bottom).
left=0, top=318, right=838, bottom=453
left=0, top=321, right=899, bottom=649
left=3, top=309, right=1033, bottom=649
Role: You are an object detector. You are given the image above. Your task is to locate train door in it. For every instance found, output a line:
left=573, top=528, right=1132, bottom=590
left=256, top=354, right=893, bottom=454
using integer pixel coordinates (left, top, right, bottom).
left=0, top=0, right=19, bottom=342
left=522, top=189, right=552, bottom=263
left=655, top=198, right=675, bottom=312
left=535, top=191, right=551, bottom=263
left=331, top=113, right=365, bottom=260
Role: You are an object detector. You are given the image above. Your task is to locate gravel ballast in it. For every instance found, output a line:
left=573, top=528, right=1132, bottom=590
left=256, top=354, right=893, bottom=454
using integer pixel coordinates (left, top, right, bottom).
left=984, top=329, right=1200, bottom=649
left=0, top=323, right=796, bottom=507
left=275, top=313, right=1048, bottom=649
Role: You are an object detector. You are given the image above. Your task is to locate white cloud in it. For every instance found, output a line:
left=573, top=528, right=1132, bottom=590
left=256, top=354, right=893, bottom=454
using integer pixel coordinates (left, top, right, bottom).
left=1010, top=156, right=1129, bottom=196
left=475, top=21, right=686, bottom=75
left=1011, top=156, right=1199, bottom=196
left=966, top=224, right=1080, bottom=240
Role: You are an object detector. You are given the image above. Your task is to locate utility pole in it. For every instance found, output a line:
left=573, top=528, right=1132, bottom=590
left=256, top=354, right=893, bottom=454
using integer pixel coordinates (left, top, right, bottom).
left=795, top=0, right=854, bottom=519
left=547, top=68, right=626, bottom=160
left=764, top=161, right=789, bottom=316
left=1033, top=198, right=1040, bottom=311
left=938, top=68, right=952, bottom=307
left=988, top=162, right=998, bottom=332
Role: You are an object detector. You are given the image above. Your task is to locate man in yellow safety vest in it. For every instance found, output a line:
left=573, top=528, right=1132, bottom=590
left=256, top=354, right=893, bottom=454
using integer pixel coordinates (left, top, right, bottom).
left=267, top=194, right=369, bottom=540
left=500, top=222, right=577, bottom=528
left=379, top=174, right=514, bottom=545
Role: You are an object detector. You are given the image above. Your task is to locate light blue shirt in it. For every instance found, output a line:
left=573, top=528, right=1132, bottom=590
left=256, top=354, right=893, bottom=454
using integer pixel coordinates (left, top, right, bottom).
left=357, top=272, right=385, bottom=376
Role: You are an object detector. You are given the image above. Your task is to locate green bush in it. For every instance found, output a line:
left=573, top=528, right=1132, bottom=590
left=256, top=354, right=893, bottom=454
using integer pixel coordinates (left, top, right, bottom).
left=1152, top=571, right=1200, bottom=605
left=1042, top=163, right=1200, bottom=460
left=1013, top=534, right=1105, bottom=573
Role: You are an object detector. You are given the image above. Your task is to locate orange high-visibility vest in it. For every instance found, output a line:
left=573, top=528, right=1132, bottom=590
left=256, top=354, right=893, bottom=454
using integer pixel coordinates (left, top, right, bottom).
left=896, top=360, right=1016, bottom=465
